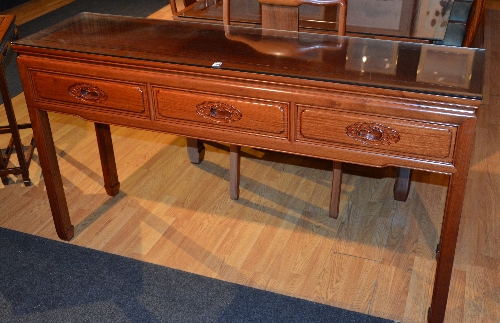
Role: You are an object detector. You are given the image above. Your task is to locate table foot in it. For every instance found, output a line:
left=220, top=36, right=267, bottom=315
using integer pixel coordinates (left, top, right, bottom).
left=186, top=138, right=205, bottom=164
left=104, top=182, right=120, bottom=196
left=394, top=167, right=412, bottom=201
left=57, top=224, right=75, bottom=242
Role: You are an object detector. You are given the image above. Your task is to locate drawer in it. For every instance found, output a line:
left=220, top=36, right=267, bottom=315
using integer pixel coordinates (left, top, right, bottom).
left=31, top=71, right=148, bottom=116
left=153, top=87, right=288, bottom=138
left=297, top=105, right=457, bottom=162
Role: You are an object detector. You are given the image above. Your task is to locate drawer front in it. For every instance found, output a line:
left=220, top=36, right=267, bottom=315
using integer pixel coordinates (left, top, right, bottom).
left=153, top=87, right=288, bottom=138
left=297, top=105, right=457, bottom=162
left=31, top=71, right=148, bottom=116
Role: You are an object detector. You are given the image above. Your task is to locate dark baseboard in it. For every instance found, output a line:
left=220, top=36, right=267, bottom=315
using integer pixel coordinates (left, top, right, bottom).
left=0, top=0, right=30, bottom=12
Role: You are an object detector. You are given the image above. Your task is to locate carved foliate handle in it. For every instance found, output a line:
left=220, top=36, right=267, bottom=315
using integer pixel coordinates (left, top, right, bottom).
left=346, top=122, right=400, bottom=145
left=196, top=101, right=242, bottom=123
left=69, top=83, right=108, bottom=103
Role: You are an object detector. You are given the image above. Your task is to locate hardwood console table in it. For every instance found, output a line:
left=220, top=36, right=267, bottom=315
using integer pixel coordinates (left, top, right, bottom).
left=12, top=13, right=484, bottom=323
left=0, top=15, right=35, bottom=185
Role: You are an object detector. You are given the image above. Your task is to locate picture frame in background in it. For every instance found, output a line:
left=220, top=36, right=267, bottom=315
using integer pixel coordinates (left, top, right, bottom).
left=416, top=44, right=474, bottom=89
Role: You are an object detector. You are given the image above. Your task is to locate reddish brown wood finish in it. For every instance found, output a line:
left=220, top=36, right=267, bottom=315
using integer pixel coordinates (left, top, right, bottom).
left=94, top=123, right=120, bottom=196
left=427, top=116, right=477, bottom=323
left=12, top=14, right=484, bottom=323
left=27, top=108, right=74, bottom=240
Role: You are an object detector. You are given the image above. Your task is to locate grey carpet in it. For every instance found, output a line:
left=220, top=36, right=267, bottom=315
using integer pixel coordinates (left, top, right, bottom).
left=0, top=227, right=395, bottom=323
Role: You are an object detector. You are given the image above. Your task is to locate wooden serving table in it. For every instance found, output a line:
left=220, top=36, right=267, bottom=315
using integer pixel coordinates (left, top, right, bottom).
left=12, top=13, right=484, bottom=323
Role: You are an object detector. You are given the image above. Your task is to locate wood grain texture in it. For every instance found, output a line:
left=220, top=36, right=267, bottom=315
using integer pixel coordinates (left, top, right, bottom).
left=1, top=1, right=499, bottom=323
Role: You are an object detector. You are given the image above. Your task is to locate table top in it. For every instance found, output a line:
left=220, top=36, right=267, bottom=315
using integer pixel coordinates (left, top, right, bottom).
left=13, top=12, right=485, bottom=99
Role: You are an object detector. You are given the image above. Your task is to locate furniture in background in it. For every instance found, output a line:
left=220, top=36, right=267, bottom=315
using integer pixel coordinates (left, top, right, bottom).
left=13, top=13, right=484, bottom=323
left=441, top=0, right=487, bottom=47
left=0, top=15, right=35, bottom=186
left=171, top=0, right=486, bottom=46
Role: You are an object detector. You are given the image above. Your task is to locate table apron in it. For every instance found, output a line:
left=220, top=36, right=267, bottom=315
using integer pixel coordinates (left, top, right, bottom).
left=18, top=55, right=479, bottom=174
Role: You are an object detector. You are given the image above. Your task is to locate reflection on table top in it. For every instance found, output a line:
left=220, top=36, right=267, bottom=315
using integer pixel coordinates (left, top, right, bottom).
left=176, top=0, right=355, bottom=35
left=174, top=0, right=455, bottom=41
left=14, top=13, right=485, bottom=98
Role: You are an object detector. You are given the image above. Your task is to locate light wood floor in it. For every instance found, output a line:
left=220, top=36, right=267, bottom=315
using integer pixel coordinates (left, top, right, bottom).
left=1, top=1, right=499, bottom=322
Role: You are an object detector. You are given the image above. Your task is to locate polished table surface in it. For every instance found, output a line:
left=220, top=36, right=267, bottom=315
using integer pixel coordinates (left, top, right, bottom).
left=13, top=14, right=483, bottom=97
left=12, top=13, right=485, bottom=323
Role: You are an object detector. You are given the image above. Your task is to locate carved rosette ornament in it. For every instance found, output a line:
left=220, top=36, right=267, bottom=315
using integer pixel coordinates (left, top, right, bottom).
left=346, top=122, right=400, bottom=145
left=196, top=101, right=242, bottom=123
left=68, top=83, right=108, bottom=103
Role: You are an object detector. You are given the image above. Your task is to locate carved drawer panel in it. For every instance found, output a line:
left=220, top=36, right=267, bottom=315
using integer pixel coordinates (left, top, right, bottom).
left=297, top=105, right=457, bottom=162
left=31, top=71, right=148, bottom=116
left=153, top=87, right=288, bottom=138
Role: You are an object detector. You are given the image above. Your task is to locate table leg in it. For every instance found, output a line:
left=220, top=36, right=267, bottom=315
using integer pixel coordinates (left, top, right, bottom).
left=94, top=123, right=120, bottom=196
left=28, top=108, right=74, bottom=241
left=394, top=167, right=412, bottom=201
left=427, top=118, right=476, bottom=323
left=229, top=144, right=240, bottom=200
left=186, top=138, right=205, bottom=164
left=329, top=161, right=342, bottom=219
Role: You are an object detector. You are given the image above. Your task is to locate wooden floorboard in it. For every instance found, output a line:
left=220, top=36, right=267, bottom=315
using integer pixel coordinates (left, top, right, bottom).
left=1, top=1, right=499, bottom=322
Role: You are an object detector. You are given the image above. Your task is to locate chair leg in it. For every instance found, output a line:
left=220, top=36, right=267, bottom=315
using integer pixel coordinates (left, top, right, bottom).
left=394, top=167, right=412, bottom=201
left=329, top=161, right=342, bottom=219
left=229, top=145, right=240, bottom=200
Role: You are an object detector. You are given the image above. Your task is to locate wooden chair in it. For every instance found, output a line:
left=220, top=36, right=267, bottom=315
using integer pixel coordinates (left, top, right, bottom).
left=225, top=0, right=347, bottom=218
